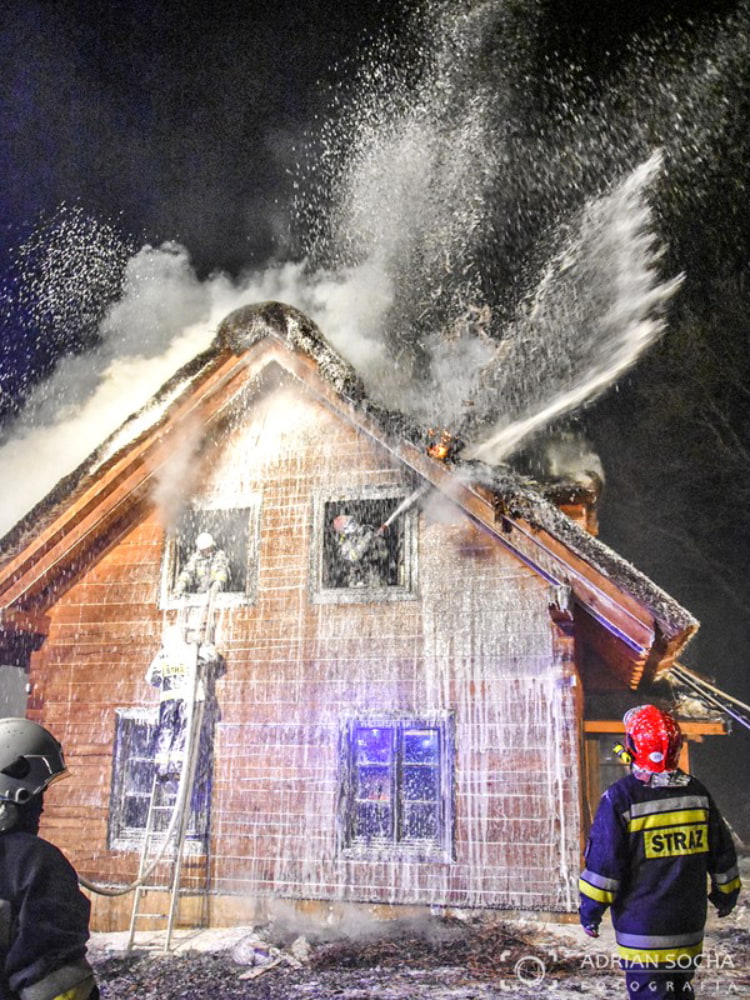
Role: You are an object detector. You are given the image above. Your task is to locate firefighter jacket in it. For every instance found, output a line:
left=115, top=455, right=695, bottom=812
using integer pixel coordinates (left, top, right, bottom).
left=333, top=523, right=389, bottom=587
left=0, top=830, right=96, bottom=1000
left=579, top=770, right=741, bottom=966
left=176, top=548, right=230, bottom=595
left=146, top=640, right=201, bottom=702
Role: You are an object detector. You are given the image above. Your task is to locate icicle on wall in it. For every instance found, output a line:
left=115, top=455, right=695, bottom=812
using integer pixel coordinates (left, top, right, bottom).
left=163, top=382, right=580, bottom=911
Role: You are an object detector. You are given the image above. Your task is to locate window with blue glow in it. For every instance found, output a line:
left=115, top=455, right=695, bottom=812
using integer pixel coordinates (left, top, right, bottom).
left=341, top=718, right=453, bottom=857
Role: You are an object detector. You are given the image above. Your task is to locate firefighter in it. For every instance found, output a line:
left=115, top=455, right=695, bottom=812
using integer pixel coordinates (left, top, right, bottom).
left=0, top=718, right=99, bottom=1000
left=145, top=626, right=205, bottom=778
left=331, top=514, right=389, bottom=588
left=579, top=704, right=741, bottom=999
left=174, top=532, right=230, bottom=597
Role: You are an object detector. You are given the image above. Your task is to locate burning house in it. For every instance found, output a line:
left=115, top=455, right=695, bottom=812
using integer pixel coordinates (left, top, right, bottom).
left=0, top=302, right=727, bottom=933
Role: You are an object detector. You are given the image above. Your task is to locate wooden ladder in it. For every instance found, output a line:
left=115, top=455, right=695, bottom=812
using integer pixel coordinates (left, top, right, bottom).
left=127, top=591, right=217, bottom=952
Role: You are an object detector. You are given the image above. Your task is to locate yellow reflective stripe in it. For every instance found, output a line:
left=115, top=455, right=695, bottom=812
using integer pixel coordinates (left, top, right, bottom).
left=618, top=942, right=704, bottom=964
left=627, top=809, right=707, bottom=832
left=579, top=878, right=615, bottom=904
left=715, top=876, right=742, bottom=894
left=52, top=988, right=91, bottom=1000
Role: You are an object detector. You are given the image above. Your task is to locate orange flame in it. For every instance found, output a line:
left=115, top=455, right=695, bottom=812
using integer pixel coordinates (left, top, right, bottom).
left=426, top=428, right=454, bottom=462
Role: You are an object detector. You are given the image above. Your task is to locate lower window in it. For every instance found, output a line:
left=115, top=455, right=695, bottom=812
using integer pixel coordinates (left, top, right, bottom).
left=108, top=708, right=212, bottom=851
left=339, top=716, right=454, bottom=859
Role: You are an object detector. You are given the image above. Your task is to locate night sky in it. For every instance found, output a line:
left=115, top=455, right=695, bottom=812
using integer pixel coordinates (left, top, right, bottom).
left=1, top=1, right=749, bottom=832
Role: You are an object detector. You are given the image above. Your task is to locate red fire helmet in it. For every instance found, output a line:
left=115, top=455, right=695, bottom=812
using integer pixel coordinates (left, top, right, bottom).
left=623, top=704, right=683, bottom=773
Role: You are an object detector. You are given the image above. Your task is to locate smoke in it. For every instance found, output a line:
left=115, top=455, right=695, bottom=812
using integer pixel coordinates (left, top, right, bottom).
left=0, top=232, right=402, bottom=537
left=1, top=0, right=731, bottom=539
left=150, top=416, right=204, bottom=533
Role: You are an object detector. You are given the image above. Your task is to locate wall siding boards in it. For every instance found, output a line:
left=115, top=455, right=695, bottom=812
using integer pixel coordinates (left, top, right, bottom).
left=28, top=380, right=582, bottom=928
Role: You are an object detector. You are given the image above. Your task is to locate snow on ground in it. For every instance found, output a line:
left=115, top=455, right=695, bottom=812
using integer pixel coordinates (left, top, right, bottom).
left=89, top=863, right=750, bottom=999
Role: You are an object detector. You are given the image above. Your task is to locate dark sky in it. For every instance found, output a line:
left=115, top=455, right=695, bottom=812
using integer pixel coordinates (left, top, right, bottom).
left=2, top=0, right=749, bottom=830
left=1, top=1, right=391, bottom=277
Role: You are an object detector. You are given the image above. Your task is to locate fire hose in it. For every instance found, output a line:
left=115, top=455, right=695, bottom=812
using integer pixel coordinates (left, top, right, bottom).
left=77, top=700, right=202, bottom=897
left=77, top=604, right=210, bottom=897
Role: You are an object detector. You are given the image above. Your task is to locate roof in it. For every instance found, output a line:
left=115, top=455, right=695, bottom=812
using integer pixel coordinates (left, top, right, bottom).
left=584, top=665, right=729, bottom=735
left=0, top=301, right=698, bottom=687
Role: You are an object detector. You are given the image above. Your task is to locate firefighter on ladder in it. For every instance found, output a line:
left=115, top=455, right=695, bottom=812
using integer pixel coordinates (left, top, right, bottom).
left=579, top=704, right=741, bottom=999
left=145, top=627, right=203, bottom=779
left=0, top=718, right=99, bottom=1000
left=148, top=532, right=228, bottom=778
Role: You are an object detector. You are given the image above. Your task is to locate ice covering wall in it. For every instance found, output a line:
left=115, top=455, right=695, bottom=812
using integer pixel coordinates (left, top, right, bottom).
left=34, top=373, right=582, bottom=922
left=190, top=379, right=580, bottom=911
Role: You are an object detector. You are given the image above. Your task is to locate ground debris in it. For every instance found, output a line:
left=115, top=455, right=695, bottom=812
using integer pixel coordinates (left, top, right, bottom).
left=310, top=915, right=581, bottom=981
left=91, top=916, right=603, bottom=999
left=89, top=863, right=750, bottom=998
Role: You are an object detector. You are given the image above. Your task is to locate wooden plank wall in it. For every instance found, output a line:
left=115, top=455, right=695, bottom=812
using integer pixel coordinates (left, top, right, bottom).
left=31, top=379, right=583, bottom=928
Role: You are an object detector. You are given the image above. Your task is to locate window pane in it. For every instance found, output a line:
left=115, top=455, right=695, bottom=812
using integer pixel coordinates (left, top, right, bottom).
left=128, top=722, right=155, bottom=757
left=403, top=729, right=439, bottom=764
left=122, top=796, right=150, bottom=830
left=126, top=758, right=155, bottom=793
left=402, top=802, right=439, bottom=840
left=402, top=764, right=439, bottom=802
left=354, top=727, right=393, bottom=764
left=355, top=801, right=393, bottom=840
left=357, top=765, right=392, bottom=802
left=343, top=720, right=449, bottom=852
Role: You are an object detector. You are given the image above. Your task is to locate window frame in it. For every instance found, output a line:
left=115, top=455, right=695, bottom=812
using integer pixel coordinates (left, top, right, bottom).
left=107, top=707, right=209, bottom=854
left=310, top=485, right=419, bottom=605
left=338, top=713, right=455, bottom=862
left=159, top=496, right=261, bottom=610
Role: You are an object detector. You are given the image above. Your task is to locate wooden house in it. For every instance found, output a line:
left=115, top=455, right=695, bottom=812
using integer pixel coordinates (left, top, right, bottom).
left=0, top=302, right=726, bottom=931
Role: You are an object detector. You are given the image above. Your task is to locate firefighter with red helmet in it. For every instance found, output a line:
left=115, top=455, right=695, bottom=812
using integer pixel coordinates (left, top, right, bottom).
left=579, top=704, right=741, bottom=999
left=331, top=514, right=389, bottom=588
left=0, top=718, right=99, bottom=1000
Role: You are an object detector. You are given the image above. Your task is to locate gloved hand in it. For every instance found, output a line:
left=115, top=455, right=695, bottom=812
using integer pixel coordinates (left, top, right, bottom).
left=709, top=888, right=737, bottom=918
left=581, top=921, right=600, bottom=938
left=52, top=976, right=99, bottom=1000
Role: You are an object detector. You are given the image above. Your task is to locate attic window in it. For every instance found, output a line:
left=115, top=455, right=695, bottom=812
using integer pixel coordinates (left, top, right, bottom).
left=161, top=499, right=260, bottom=608
left=312, top=489, right=418, bottom=604
left=339, top=716, right=454, bottom=861
left=107, top=708, right=211, bottom=852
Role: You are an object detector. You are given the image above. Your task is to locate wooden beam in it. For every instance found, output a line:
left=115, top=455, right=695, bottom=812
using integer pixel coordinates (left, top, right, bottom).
left=0, top=607, right=50, bottom=636
left=583, top=719, right=727, bottom=736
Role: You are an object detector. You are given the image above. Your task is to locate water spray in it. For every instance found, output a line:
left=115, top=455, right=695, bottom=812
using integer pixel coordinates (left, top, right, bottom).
left=381, top=483, right=430, bottom=529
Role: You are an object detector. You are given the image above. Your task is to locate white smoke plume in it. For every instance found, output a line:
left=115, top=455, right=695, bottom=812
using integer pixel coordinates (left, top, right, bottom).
left=0, top=5, right=686, bottom=540
left=0, top=236, right=400, bottom=537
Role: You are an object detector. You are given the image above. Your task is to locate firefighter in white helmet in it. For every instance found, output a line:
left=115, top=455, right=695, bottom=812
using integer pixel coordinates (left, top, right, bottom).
left=579, top=704, right=740, bottom=1000
left=174, top=532, right=230, bottom=597
left=0, top=718, right=99, bottom=1000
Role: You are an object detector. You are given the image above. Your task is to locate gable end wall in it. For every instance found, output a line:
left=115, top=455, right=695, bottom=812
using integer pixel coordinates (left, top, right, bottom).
left=28, top=379, right=583, bottom=926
